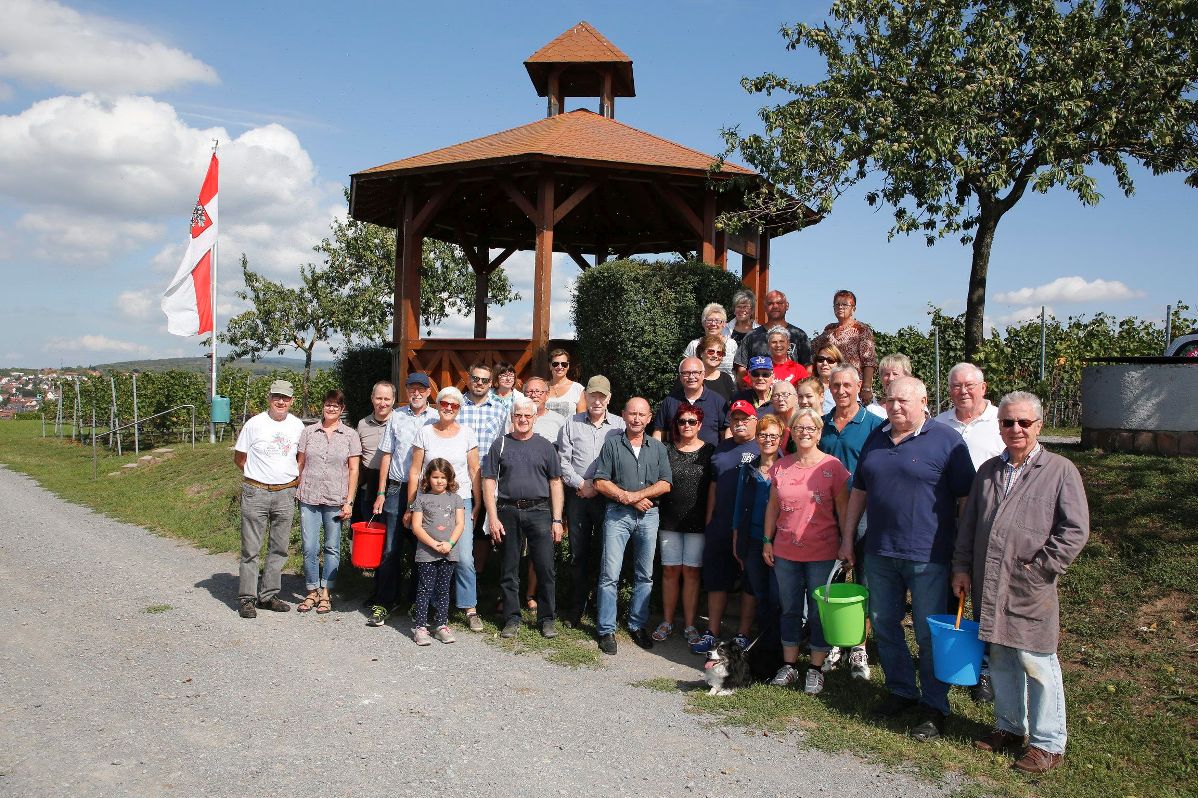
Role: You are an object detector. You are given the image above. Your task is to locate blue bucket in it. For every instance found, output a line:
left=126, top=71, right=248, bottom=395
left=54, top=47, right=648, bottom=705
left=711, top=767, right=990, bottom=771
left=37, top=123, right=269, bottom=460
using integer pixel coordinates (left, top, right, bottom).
left=926, top=614, right=984, bottom=686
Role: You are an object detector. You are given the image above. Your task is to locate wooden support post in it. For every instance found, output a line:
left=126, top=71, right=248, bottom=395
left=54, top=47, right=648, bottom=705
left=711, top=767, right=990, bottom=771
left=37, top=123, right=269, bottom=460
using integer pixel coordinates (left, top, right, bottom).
left=531, top=173, right=555, bottom=374
left=547, top=69, right=561, bottom=117
left=601, top=70, right=614, bottom=118
left=700, top=190, right=716, bottom=264
left=393, top=192, right=421, bottom=390
left=714, top=229, right=728, bottom=268
left=756, top=233, right=771, bottom=323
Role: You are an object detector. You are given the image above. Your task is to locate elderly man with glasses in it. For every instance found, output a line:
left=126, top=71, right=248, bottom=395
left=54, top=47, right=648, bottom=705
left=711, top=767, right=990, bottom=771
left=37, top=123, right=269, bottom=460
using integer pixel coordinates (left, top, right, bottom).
left=935, top=363, right=1005, bottom=470
left=652, top=357, right=729, bottom=446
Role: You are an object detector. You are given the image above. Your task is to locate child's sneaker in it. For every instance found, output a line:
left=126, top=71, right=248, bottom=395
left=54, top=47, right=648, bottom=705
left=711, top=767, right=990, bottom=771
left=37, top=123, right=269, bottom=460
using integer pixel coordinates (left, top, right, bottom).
left=433, top=625, right=456, bottom=644
left=804, top=668, right=825, bottom=695
left=848, top=646, right=871, bottom=680
left=412, top=626, right=433, bottom=646
left=366, top=605, right=389, bottom=627
left=771, top=663, right=800, bottom=687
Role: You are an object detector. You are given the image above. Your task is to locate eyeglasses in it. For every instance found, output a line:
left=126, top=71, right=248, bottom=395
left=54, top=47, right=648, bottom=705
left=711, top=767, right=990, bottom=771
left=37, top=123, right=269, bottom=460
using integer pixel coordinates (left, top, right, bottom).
left=676, top=418, right=700, bottom=427
left=813, top=355, right=839, bottom=364
left=757, top=433, right=780, bottom=441
left=468, top=375, right=491, bottom=383
left=773, top=393, right=795, bottom=402
left=550, top=361, right=570, bottom=368
left=438, top=401, right=460, bottom=410
left=512, top=412, right=535, bottom=420
left=833, top=302, right=854, bottom=309
left=1000, top=418, right=1040, bottom=429
left=950, top=382, right=981, bottom=392
left=322, top=403, right=343, bottom=409
left=704, top=348, right=726, bottom=356
left=750, top=371, right=773, bottom=379
left=679, top=370, right=703, bottom=377
left=704, top=317, right=726, bottom=325
left=525, top=389, right=547, bottom=396
left=794, top=425, right=819, bottom=434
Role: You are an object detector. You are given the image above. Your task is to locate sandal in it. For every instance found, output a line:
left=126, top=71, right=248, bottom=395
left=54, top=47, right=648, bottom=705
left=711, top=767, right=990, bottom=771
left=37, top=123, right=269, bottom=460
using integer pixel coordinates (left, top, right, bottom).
left=651, top=621, right=673, bottom=642
left=315, top=589, right=332, bottom=614
left=683, top=625, right=701, bottom=645
left=297, top=590, right=319, bottom=613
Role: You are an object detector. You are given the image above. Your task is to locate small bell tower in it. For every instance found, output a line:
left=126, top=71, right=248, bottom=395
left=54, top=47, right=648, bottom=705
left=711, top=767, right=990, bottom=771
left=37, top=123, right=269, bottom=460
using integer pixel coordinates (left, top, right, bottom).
left=524, top=21, right=636, bottom=119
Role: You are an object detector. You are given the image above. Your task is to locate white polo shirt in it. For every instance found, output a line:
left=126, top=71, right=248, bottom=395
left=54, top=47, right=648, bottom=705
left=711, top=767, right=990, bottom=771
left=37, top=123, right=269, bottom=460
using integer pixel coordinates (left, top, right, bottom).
left=934, top=400, right=1004, bottom=470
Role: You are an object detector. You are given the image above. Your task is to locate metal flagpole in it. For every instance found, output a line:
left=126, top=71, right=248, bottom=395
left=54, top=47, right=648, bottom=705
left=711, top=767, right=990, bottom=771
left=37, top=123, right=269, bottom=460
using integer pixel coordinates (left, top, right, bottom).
left=209, top=139, right=219, bottom=444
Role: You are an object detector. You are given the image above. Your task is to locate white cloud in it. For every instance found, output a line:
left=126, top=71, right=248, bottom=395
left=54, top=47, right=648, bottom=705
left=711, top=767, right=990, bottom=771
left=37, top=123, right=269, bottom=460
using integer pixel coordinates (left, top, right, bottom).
left=115, top=289, right=156, bottom=320
left=0, top=0, right=218, bottom=93
left=44, top=334, right=149, bottom=355
left=15, top=209, right=163, bottom=262
left=994, top=276, right=1144, bottom=305
left=996, top=305, right=1055, bottom=325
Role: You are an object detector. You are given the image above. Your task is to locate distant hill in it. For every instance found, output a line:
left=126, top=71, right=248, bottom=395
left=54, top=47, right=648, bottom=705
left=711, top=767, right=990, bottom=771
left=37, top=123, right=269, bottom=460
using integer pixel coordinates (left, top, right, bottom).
left=89, top=356, right=336, bottom=375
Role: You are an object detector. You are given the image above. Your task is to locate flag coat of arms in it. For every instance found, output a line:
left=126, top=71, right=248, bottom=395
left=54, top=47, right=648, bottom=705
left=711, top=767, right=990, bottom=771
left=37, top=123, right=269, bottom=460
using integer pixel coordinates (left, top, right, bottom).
left=162, top=154, right=218, bottom=335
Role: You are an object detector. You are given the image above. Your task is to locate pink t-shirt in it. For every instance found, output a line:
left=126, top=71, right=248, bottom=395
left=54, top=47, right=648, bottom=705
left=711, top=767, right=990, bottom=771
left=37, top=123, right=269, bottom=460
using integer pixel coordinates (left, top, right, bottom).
left=768, top=453, right=850, bottom=562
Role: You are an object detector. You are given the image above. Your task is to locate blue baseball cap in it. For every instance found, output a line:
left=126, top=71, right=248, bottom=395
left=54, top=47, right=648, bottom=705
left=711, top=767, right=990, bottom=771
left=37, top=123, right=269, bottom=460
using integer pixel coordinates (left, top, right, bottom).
left=748, top=356, right=773, bottom=373
left=405, top=372, right=431, bottom=387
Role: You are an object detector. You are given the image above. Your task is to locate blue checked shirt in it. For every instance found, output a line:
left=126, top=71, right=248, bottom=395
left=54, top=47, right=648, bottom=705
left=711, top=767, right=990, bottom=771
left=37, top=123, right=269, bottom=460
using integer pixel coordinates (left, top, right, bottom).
left=457, top=395, right=506, bottom=471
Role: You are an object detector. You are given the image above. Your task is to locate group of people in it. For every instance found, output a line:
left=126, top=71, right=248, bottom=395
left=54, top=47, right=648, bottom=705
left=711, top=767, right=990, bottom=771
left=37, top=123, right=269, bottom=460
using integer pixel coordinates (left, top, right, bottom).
left=232, top=288, right=1089, bottom=775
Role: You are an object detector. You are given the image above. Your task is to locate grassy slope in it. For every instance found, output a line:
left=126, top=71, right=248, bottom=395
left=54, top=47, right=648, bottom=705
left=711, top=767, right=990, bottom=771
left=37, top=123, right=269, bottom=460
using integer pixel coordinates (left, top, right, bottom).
left=2, top=421, right=1194, bottom=797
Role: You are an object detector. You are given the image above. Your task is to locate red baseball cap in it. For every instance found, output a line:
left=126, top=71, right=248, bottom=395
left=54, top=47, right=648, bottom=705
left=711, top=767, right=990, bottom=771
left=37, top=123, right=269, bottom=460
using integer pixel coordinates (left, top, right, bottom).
left=729, top=399, right=756, bottom=418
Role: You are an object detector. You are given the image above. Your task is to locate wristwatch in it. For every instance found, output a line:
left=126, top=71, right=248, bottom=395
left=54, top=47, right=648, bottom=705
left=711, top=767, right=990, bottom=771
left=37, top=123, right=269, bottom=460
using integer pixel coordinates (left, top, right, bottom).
left=552, top=519, right=563, bottom=524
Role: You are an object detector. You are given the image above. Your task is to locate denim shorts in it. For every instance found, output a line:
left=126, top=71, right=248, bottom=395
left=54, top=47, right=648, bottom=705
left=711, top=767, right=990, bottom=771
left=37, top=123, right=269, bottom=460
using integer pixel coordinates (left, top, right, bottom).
left=659, top=529, right=704, bottom=567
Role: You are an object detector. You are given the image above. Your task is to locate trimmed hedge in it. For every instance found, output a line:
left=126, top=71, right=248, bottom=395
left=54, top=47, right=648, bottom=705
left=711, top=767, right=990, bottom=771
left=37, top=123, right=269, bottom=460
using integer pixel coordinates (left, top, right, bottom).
left=572, top=259, right=742, bottom=408
left=335, top=346, right=393, bottom=424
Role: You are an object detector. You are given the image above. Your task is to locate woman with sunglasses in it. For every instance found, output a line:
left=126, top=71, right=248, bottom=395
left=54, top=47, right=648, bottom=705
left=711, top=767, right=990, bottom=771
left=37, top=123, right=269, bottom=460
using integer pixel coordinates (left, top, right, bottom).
left=295, top=389, right=362, bottom=614
left=406, top=386, right=484, bottom=631
left=813, top=290, right=877, bottom=406
left=652, top=403, right=714, bottom=643
left=683, top=303, right=738, bottom=376
left=811, top=344, right=843, bottom=414
left=763, top=408, right=851, bottom=695
left=545, top=348, right=587, bottom=418
left=681, top=332, right=736, bottom=401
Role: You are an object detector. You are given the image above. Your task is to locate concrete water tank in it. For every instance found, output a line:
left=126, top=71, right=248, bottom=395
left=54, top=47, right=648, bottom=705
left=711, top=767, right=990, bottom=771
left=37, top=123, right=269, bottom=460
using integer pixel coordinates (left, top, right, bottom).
left=1081, top=358, right=1198, bottom=456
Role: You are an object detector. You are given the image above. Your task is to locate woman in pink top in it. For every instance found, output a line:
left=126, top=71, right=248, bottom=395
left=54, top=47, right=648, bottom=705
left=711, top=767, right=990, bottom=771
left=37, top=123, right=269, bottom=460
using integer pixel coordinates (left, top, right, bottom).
left=763, top=407, right=850, bottom=695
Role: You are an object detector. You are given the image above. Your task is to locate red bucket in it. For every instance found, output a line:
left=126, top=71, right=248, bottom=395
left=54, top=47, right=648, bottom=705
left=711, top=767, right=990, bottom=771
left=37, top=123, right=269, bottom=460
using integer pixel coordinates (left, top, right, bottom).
left=350, top=520, right=386, bottom=569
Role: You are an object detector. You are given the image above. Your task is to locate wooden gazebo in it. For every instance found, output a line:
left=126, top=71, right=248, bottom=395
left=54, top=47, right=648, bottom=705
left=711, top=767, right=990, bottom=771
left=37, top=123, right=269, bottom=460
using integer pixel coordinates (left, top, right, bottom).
left=349, top=21, right=810, bottom=389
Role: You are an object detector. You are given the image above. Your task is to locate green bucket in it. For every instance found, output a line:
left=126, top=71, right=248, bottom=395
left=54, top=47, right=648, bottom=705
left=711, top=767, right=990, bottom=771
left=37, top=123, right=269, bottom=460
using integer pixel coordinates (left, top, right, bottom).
left=814, top=561, right=869, bottom=648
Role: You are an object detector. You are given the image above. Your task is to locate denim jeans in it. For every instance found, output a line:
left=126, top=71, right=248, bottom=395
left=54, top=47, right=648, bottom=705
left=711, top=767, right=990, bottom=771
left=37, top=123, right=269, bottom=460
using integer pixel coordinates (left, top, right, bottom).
left=299, top=502, right=343, bottom=590
left=866, top=554, right=952, bottom=715
left=565, top=493, right=607, bottom=619
left=989, top=643, right=1068, bottom=753
left=374, top=481, right=416, bottom=607
left=497, top=503, right=555, bottom=623
left=452, top=497, right=476, bottom=609
left=742, top=539, right=780, bottom=643
left=773, top=557, right=837, bottom=651
left=238, top=484, right=295, bottom=602
left=596, top=504, right=658, bottom=636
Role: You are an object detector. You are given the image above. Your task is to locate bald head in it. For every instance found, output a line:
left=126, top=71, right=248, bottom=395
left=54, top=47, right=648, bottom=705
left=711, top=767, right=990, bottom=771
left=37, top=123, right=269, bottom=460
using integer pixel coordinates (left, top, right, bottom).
left=884, top=376, right=928, bottom=435
left=623, top=396, right=652, bottom=436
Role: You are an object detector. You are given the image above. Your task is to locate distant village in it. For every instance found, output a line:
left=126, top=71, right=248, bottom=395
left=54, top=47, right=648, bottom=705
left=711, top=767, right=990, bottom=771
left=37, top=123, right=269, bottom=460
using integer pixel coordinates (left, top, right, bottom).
left=0, top=369, right=99, bottom=419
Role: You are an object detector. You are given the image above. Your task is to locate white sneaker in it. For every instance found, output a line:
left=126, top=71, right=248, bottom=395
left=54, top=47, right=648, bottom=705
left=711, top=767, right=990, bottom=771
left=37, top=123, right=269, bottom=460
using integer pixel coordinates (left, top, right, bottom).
left=413, top=626, right=433, bottom=646
left=804, top=668, right=825, bottom=695
left=821, top=646, right=842, bottom=673
left=771, top=663, right=800, bottom=687
left=848, top=646, right=871, bottom=680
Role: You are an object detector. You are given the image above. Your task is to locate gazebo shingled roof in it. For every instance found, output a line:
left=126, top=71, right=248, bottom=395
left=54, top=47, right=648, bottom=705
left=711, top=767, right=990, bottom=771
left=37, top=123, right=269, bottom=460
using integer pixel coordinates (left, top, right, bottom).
left=347, top=22, right=815, bottom=390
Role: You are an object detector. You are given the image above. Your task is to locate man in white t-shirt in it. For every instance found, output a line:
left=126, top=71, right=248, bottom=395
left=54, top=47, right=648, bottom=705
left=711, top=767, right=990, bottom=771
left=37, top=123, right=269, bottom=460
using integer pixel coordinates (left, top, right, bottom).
left=233, top=379, right=305, bottom=619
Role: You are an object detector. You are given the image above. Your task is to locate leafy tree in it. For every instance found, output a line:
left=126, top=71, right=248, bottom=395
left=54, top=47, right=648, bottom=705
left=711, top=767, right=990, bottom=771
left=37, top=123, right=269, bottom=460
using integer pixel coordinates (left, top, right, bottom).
left=722, top=0, right=1198, bottom=357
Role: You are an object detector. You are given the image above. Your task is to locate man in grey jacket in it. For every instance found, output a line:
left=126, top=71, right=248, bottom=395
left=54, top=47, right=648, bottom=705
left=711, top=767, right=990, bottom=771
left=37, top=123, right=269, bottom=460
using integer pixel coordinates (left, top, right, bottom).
left=952, top=391, right=1089, bottom=775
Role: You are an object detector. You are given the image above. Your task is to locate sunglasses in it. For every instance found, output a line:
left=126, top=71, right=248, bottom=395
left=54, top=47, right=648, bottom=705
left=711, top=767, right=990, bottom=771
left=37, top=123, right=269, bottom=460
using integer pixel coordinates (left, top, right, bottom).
left=1000, top=418, right=1039, bottom=429
left=550, top=361, right=570, bottom=368
left=468, top=375, right=491, bottom=383
left=704, top=348, right=726, bottom=356
left=750, top=370, right=773, bottom=378
left=813, top=355, right=839, bottom=364
left=676, top=418, right=700, bottom=427
left=438, top=401, right=460, bottom=410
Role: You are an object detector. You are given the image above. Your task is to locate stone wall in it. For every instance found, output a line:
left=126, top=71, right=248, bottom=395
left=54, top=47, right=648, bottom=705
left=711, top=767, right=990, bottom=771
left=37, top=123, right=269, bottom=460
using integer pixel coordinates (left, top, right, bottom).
left=1080, top=428, right=1198, bottom=457
left=1081, top=363, right=1197, bottom=457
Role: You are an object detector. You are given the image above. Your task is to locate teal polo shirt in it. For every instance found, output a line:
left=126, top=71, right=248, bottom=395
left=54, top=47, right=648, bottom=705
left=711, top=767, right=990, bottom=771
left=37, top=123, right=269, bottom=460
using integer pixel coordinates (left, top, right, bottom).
left=820, top=405, right=885, bottom=490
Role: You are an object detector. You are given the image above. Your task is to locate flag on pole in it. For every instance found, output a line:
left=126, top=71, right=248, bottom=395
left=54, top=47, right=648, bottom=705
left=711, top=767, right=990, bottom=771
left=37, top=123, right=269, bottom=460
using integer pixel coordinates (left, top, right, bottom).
left=162, top=154, right=218, bottom=336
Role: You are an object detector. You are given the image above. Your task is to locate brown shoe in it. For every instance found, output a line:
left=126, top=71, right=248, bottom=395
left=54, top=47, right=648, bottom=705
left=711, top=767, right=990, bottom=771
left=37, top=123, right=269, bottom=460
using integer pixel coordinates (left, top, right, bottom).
left=974, top=729, right=1027, bottom=755
left=1013, top=745, right=1064, bottom=774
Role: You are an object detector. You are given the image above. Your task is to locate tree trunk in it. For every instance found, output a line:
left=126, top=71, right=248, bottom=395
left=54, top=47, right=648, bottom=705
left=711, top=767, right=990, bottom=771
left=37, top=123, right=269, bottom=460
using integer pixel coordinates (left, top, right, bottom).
left=964, top=210, right=1001, bottom=359
left=473, top=268, right=488, bottom=338
left=301, top=349, right=313, bottom=419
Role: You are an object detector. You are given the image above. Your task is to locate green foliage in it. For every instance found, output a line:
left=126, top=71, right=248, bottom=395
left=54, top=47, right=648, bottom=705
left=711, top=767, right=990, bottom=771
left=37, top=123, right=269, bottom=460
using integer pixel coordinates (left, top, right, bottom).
left=572, top=259, right=742, bottom=407
left=723, top=0, right=1198, bottom=356
left=334, top=346, right=393, bottom=424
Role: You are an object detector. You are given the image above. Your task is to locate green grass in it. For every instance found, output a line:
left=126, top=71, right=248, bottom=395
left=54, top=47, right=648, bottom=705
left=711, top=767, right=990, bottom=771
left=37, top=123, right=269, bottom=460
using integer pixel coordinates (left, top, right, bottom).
left=144, top=604, right=173, bottom=614
left=5, top=421, right=1195, bottom=796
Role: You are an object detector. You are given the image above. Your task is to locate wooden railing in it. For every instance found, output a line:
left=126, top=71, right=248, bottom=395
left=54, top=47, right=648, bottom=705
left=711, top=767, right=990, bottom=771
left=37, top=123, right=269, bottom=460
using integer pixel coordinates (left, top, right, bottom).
left=404, top=338, right=577, bottom=390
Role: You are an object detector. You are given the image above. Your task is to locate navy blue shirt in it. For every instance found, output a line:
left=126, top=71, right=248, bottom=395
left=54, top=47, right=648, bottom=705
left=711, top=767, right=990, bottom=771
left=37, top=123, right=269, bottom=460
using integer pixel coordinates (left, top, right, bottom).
left=855, top=418, right=975, bottom=564
left=652, top=387, right=729, bottom=446
left=706, top=437, right=760, bottom=532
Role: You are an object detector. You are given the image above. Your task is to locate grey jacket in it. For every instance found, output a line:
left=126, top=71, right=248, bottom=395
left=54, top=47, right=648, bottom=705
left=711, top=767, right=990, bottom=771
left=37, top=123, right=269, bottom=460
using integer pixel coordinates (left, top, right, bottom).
left=952, top=449, right=1089, bottom=654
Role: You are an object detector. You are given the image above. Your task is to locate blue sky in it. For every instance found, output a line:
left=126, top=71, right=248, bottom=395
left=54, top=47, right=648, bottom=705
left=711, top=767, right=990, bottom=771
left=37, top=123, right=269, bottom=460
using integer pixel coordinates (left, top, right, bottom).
left=1, top=0, right=1193, bottom=368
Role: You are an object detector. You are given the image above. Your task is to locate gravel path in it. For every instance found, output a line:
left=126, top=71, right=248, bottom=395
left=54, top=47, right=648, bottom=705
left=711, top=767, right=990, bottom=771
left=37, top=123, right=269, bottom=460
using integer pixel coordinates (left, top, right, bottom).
left=0, top=466, right=947, bottom=798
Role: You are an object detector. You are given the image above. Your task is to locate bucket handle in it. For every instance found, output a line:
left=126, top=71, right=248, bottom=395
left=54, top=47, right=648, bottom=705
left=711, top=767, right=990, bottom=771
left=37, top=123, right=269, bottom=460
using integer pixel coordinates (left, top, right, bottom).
left=954, top=590, right=965, bottom=630
left=823, top=559, right=844, bottom=601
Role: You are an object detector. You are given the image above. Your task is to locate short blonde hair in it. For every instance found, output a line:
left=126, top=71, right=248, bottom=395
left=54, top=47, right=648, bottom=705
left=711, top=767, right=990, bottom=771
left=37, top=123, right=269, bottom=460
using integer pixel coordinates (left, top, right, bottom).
left=701, top=302, right=728, bottom=324
left=790, top=407, right=824, bottom=436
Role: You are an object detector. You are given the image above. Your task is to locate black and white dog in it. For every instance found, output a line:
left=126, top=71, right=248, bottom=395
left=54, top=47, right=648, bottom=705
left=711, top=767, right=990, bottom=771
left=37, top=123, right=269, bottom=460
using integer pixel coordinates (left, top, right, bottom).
left=702, top=639, right=755, bottom=696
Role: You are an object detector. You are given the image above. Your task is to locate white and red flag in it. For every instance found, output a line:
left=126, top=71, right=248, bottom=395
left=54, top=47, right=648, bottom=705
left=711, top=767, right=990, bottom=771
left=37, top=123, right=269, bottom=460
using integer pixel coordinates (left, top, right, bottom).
left=161, top=153, right=218, bottom=335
